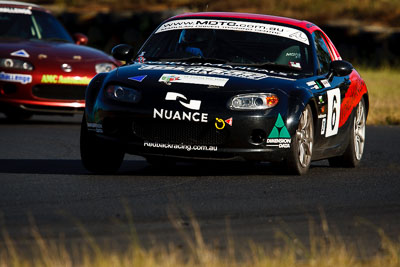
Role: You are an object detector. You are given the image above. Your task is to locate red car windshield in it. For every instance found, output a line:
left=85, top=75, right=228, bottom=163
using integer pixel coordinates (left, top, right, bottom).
left=139, top=19, right=313, bottom=74
left=0, top=8, right=73, bottom=42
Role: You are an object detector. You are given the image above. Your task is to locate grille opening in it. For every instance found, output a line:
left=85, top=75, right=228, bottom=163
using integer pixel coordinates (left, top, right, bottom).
left=32, top=84, right=87, bottom=100
left=132, top=119, right=228, bottom=146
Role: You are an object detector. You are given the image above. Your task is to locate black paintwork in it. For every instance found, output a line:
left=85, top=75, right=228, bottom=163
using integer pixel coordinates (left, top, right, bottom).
left=84, top=59, right=362, bottom=162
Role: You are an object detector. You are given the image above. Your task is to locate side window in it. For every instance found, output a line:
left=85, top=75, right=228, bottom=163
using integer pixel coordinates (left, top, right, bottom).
left=313, top=31, right=332, bottom=74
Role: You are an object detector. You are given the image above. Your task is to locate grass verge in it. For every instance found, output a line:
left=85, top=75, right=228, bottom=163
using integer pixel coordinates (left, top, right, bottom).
left=1, top=215, right=400, bottom=267
left=358, top=67, right=400, bottom=125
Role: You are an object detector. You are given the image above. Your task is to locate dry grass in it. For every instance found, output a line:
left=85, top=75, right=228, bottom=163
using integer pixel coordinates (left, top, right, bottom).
left=1, top=215, right=400, bottom=267
left=358, top=67, right=400, bottom=125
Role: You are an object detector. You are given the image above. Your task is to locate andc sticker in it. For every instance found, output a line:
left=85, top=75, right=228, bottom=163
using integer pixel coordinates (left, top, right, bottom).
left=325, top=88, right=341, bottom=137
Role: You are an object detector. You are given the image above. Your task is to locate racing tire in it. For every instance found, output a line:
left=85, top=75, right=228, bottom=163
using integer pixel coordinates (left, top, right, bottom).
left=80, top=115, right=125, bottom=174
left=285, top=105, right=314, bottom=175
left=328, top=98, right=366, bottom=168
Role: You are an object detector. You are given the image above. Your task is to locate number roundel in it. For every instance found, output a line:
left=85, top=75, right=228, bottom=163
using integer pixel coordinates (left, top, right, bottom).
left=325, top=88, right=341, bottom=137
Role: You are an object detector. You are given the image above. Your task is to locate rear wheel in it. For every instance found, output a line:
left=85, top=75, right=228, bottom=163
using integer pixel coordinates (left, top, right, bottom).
left=286, top=105, right=314, bottom=175
left=80, top=116, right=125, bottom=174
left=329, top=98, right=366, bottom=167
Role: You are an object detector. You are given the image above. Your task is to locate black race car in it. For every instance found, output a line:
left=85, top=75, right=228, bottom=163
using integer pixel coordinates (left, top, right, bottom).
left=81, top=12, right=368, bottom=175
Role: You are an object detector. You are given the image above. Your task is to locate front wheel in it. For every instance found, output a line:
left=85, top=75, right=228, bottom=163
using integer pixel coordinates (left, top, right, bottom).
left=80, top=116, right=125, bottom=174
left=329, top=98, right=366, bottom=167
left=285, top=105, right=314, bottom=175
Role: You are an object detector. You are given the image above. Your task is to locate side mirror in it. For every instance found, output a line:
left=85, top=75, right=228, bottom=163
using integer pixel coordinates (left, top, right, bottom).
left=73, top=33, right=88, bottom=45
left=111, top=44, right=135, bottom=62
left=328, top=60, right=353, bottom=79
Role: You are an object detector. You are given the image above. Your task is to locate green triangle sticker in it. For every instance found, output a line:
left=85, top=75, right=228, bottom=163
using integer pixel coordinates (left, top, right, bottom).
left=275, top=114, right=285, bottom=128
left=268, top=126, right=280, bottom=138
left=279, top=126, right=291, bottom=138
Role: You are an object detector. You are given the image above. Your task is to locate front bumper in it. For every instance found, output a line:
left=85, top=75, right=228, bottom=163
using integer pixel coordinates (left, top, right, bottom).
left=88, top=109, right=293, bottom=163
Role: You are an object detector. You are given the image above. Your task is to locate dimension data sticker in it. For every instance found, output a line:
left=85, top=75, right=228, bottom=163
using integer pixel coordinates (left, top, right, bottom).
left=156, top=19, right=309, bottom=45
left=159, top=73, right=228, bottom=87
left=266, top=114, right=291, bottom=149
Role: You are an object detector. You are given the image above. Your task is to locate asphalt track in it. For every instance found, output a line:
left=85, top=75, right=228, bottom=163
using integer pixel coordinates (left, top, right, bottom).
left=0, top=114, right=399, bottom=253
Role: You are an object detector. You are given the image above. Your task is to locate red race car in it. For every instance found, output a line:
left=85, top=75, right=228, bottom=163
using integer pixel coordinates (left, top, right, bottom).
left=0, top=1, right=120, bottom=120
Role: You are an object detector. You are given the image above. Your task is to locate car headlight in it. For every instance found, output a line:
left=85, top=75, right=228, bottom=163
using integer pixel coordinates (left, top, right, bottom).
left=105, top=85, right=141, bottom=103
left=228, top=93, right=279, bottom=110
left=95, top=63, right=116, bottom=73
left=0, top=58, right=34, bottom=71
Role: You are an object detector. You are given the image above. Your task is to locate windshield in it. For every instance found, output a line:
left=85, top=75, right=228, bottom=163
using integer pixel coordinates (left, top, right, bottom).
left=0, top=7, right=73, bottom=42
left=139, top=19, right=313, bottom=74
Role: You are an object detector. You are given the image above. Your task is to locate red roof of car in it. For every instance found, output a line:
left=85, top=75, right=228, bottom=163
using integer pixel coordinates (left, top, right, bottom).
left=0, top=1, right=49, bottom=13
left=168, top=12, right=319, bottom=33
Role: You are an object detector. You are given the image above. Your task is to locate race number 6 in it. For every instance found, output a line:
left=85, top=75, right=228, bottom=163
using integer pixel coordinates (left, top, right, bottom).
left=325, top=88, right=341, bottom=137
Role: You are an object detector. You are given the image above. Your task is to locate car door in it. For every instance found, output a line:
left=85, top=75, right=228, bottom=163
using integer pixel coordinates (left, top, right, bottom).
left=311, top=30, right=351, bottom=151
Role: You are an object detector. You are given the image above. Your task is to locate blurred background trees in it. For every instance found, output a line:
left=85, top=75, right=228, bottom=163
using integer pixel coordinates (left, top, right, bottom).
left=28, top=0, right=400, bottom=66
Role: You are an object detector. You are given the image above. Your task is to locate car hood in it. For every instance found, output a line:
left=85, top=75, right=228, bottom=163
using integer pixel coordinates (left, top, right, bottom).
left=0, top=39, right=114, bottom=63
left=112, top=62, right=303, bottom=94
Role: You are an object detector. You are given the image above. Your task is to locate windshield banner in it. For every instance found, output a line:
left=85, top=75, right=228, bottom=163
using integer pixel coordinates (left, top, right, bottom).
left=0, top=7, right=32, bottom=15
left=156, top=19, right=309, bottom=45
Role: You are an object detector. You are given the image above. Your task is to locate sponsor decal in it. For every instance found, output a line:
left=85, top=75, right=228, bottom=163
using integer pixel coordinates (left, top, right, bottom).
left=289, top=62, right=301, bottom=69
left=153, top=109, right=208, bottom=122
left=306, top=81, right=319, bottom=90
left=11, top=49, right=29, bottom=58
left=144, top=141, right=217, bottom=152
left=87, top=123, right=103, bottom=133
left=159, top=73, right=228, bottom=87
left=128, top=75, right=147, bottom=82
left=140, top=64, right=268, bottom=80
left=266, top=114, right=291, bottom=149
left=215, top=117, right=233, bottom=130
left=41, top=74, right=91, bottom=85
left=0, top=72, right=32, bottom=84
left=215, top=118, right=225, bottom=130
left=0, top=7, right=32, bottom=15
left=156, top=19, right=309, bottom=45
left=325, top=88, right=341, bottom=137
left=307, top=79, right=331, bottom=90
left=153, top=92, right=208, bottom=123
left=320, top=117, right=326, bottom=135
left=137, top=56, right=146, bottom=63
left=136, top=52, right=146, bottom=63
left=225, top=117, right=233, bottom=126
left=320, top=79, right=331, bottom=88
left=318, top=95, right=324, bottom=105
left=286, top=52, right=301, bottom=58
left=165, top=92, right=201, bottom=110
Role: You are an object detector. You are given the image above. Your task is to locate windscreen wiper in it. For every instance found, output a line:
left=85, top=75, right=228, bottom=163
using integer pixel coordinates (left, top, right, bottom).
left=238, top=62, right=303, bottom=72
left=159, top=56, right=228, bottom=64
